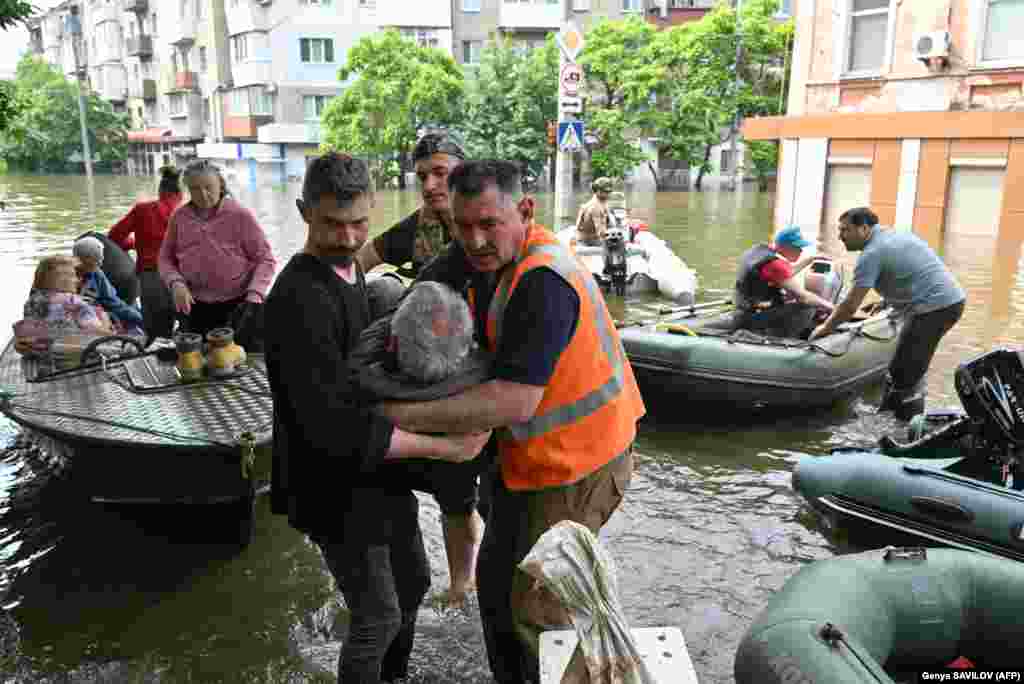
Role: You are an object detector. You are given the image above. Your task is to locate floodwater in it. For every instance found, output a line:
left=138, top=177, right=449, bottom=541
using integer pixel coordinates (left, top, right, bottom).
left=0, top=173, right=1022, bottom=683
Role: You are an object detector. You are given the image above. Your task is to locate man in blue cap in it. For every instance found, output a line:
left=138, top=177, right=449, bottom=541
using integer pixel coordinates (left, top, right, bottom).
left=731, top=225, right=836, bottom=338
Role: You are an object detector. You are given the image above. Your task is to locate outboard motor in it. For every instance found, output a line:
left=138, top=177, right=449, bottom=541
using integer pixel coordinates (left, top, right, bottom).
left=955, top=349, right=1024, bottom=446
left=880, top=348, right=1024, bottom=489
left=601, top=219, right=629, bottom=297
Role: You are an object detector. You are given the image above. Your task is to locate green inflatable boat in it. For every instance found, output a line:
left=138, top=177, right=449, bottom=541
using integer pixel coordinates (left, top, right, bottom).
left=618, top=310, right=902, bottom=411
left=735, top=547, right=1024, bottom=683
left=794, top=348, right=1024, bottom=560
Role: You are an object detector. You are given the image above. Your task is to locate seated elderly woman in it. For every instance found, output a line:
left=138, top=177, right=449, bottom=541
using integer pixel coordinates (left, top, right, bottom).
left=14, top=255, right=115, bottom=357
left=73, top=235, right=144, bottom=335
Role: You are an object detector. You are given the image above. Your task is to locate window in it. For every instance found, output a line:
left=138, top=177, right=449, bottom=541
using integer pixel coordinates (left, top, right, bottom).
left=203, top=98, right=210, bottom=124
left=572, top=0, right=589, bottom=9
left=845, top=0, right=890, bottom=74
left=251, top=86, right=273, bottom=115
left=300, top=37, right=334, bottom=63
left=179, top=0, right=187, bottom=18
left=150, top=12, right=157, bottom=35
left=169, top=92, right=186, bottom=116
left=401, top=29, right=439, bottom=49
left=232, top=34, right=248, bottom=61
left=622, top=0, right=641, bottom=11
left=303, top=94, right=329, bottom=119
left=462, top=40, right=481, bottom=64
left=463, top=0, right=480, bottom=10
left=199, top=46, right=208, bottom=71
left=230, top=88, right=249, bottom=114
left=981, top=0, right=1024, bottom=64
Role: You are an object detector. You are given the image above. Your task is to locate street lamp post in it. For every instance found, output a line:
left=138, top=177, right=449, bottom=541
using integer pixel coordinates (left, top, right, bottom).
left=65, top=5, right=93, bottom=181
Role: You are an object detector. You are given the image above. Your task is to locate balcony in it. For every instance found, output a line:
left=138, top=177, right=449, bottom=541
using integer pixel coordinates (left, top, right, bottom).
left=166, top=19, right=196, bottom=45
left=124, top=0, right=148, bottom=12
left=129, top=78, right=157, bottom=100
left=224, top=114, right=273, bottom=139
left=172, top=71, right=197, bottom=91
left=499, top=1, right=560, bottom=30
left=126, top=35, right=153, bottom=59
left=89, top=2, right=120, bottom=26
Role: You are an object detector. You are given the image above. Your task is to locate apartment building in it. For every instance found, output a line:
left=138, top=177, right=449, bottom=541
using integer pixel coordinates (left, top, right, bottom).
left=196, top=0, right=377, bottom=182
left=744, top=0, right=1023, bottom=265
left=453, top=0, right=639, bottom=68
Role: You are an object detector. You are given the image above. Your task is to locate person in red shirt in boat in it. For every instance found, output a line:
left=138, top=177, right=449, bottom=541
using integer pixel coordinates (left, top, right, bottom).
left=108, top=165, right=184, bottom=341
left=732, top=225, right=836, bottom=339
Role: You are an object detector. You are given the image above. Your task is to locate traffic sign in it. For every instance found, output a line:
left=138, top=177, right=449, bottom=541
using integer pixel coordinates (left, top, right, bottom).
left=558, top=122, right=584, bottom=151
left=556, top=21, right=585, bottom=63
left=560, top=63, right=584, bottom=97
left=559, top=95, right=583, bottom=114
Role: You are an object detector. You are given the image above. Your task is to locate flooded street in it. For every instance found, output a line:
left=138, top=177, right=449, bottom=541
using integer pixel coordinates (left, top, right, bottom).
left=1, top=173, right=1022, bottom=683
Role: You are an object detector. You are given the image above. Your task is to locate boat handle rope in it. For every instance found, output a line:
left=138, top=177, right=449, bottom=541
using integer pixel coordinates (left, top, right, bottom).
left=819, top=622, right=888, bottom=683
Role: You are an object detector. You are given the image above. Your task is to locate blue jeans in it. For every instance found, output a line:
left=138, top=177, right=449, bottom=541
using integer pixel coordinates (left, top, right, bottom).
left=314, top=497, right=430, bottom=683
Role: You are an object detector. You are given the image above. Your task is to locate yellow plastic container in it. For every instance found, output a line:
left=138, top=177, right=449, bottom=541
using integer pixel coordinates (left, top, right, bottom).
left=174, top=332, right=205, bottom=382
left=206, top=327, right=246, bottom=377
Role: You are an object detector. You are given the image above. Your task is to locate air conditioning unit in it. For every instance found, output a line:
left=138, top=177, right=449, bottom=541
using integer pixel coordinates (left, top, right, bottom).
left=913, top=31, right=950, bottom=62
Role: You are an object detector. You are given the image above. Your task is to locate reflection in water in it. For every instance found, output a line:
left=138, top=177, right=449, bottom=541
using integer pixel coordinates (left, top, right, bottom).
left=0, top=175, right=1022, bottom=683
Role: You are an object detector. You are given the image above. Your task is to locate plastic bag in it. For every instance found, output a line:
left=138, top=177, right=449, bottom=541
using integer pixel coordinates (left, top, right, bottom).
left=518, top=521, right=658, bottom=684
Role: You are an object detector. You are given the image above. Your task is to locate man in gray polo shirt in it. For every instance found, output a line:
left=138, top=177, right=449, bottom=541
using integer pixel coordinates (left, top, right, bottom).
left=809, top=207, right=965, bottom=419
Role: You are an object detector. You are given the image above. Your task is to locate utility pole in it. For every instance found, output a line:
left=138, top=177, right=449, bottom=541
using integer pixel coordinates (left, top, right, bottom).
left=554, top=0, right=574, bottom=226
left=729, top=0, right=743, bottom=192
left=66, top=5, right=93, bottom=182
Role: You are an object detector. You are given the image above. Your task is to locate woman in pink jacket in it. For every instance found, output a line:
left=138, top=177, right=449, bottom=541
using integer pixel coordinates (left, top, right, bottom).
left=159, top=160, right=276, bottom=345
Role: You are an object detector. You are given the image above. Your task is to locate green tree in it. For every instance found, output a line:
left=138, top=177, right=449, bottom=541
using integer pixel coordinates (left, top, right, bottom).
left=640, top=0, right=792, bottom=189
left=577, top=17, right=658, bottom=184
left=587, top=107, right=647, bottom=181
left=0, top=55, right=129, bottom=170
left=462, top=37, right=559, bottom=182
left=0, top=0, right=33, bottom=30
left=320, top=30, right=464, bottom=189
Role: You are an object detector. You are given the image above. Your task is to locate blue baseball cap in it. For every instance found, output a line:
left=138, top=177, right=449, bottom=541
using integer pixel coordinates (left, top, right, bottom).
left=774, top=225, right=812, bottom=249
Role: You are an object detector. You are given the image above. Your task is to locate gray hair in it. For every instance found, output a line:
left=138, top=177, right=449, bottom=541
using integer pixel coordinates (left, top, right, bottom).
left=447, top=159, right=523, bottom=206
left=73, top=235, right=104, bottom=264
left=391, top=281, right=475, bottom=384
left=182, top=159, right=229, bottom=201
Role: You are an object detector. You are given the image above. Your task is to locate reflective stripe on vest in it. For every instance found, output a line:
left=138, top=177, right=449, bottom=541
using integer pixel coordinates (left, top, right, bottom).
left=487, top=241, right=626, bottom=442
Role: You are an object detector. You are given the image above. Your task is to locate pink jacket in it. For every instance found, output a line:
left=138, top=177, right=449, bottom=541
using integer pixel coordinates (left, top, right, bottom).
left=159, top=198, right=277, bottom=304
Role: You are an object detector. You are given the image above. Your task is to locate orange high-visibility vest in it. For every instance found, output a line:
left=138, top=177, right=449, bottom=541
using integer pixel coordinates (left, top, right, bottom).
left=475, top=223, right=646, bottom=490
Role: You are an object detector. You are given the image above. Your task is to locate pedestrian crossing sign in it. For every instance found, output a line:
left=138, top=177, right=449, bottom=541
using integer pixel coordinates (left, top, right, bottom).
left=558, top=122, right=584, bottom=151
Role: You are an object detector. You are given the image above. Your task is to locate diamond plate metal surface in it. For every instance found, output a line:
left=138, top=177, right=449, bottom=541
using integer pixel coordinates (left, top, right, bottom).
left=0, top=339, right=273, bottom=449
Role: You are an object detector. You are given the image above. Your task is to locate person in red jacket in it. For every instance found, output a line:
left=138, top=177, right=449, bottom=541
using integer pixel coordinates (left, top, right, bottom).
left=108, top=166, right=183, bottom=341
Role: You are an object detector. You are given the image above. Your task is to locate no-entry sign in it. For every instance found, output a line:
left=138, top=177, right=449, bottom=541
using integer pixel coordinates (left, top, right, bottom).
left=560, top=63, right=584, bottom=97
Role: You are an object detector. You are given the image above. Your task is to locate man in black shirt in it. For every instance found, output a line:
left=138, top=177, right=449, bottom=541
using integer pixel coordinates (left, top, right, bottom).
left=356, top=131, right=465, bottom=277
left=264, top=153, right=491, bottom=683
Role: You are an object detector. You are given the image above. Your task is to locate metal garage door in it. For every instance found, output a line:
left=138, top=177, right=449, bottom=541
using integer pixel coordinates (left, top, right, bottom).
left=944, top=167, right=1005, bottom=238
left=822, top=164, right=872, bottom=260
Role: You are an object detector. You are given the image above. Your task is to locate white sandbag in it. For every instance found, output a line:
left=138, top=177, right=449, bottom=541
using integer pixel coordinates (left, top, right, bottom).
left=519, top=521, right=659, bottom=684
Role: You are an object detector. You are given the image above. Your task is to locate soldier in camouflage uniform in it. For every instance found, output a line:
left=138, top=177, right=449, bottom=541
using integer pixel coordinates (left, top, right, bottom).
left=357, top=132, right=466, bottom=277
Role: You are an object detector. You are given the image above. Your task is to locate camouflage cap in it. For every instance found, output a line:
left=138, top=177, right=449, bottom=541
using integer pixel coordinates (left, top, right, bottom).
left=412, top=131, right=467, bottom=163
left=592, top=177, right=613, bottom=193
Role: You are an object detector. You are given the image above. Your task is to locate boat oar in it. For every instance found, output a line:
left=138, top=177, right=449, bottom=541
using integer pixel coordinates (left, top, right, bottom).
left=658, top=299, right=732, bottom=316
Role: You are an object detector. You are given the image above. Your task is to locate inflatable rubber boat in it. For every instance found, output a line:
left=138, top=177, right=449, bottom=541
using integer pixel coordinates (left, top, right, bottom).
left=735, top=546, right=1024, bottom=683
left=617, top=259, right=903, bottom=411
left=556, top=204, right=697, bottom=304
left=793, top=348, right=1024, bottom=560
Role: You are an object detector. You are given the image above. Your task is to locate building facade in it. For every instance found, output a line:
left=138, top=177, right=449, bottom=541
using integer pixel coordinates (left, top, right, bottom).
left=26, top=0, right=725, bottom=184
left=744, top=0, right=1024, bottom=259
